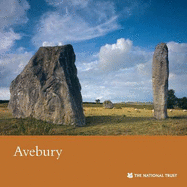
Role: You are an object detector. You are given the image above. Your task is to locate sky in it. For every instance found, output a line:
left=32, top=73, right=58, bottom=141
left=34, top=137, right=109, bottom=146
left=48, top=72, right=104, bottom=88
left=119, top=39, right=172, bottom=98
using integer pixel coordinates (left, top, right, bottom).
left=0, top=0, right=187, bottom=102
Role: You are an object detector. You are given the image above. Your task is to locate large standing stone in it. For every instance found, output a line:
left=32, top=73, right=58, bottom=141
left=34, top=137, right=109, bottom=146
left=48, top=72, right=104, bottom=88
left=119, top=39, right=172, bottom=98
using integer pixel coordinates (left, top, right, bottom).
left=152, top=43, right=169, bottom=119
left=8, top=44, right=85, bottom=126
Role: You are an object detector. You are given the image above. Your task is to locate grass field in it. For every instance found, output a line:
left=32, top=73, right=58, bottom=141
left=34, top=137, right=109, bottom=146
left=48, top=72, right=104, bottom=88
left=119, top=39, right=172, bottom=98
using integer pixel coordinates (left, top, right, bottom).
left=0, top=103, right=186, bottom=135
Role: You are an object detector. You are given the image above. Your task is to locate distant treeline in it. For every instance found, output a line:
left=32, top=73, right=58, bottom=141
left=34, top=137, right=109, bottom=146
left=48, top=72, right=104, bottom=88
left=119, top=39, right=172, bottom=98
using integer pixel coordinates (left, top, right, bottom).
left=167, top=89, right=187, bottom=109
left=0, top=100, right=9, bottom=104
left=83, top=102, right=102, bottom=104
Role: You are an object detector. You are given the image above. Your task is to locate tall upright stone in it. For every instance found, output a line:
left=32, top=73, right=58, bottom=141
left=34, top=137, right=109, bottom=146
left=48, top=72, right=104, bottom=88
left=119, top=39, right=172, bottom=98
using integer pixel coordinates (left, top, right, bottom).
left=8, top=44, right=85, bottom=126
left=152, top=43, right=169, bottom=119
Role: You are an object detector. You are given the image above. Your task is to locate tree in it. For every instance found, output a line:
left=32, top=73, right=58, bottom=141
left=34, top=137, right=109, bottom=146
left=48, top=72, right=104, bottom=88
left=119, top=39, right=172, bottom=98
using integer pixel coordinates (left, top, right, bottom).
left=167, top=89, right=177, bottom=109
left=95, top=99, right=100, bottom=104
left=177, top=97, right=187, bottom=109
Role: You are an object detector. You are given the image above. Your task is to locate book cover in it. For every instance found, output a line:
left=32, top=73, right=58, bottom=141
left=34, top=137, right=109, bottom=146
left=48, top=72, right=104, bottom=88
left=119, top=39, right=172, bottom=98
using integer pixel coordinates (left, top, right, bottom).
left=0, top=0, right=186, bottom=186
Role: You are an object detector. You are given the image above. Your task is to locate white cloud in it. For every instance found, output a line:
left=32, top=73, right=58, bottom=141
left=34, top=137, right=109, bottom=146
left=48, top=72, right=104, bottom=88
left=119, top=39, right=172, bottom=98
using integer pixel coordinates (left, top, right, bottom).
left=77, top=60, right=99, bottom=72
left=167, top=41, right=187, bottom=53
left=167, top=41, right=187, bottom=75
left=0, top=49, right=33, bottom=87
left=0, top=29, right=21, bottom=52
left=136, top=41, right=187, bottom=77
left=99, top=38, right=152, bottom=71
left=76, top=38, right=154, bottom=102
left=79, top=66, right=153, bottom=102
left=76, top=40, right=187, bottom=102
left=167, top=42, right=187, bottom=96
left=70, top=0, right=89, bottom=8
left=0, top=0, right=30, bottom=29
left=0, top=0, right=31, bottom=94
left=46, top=0, right=89, bottom=8
left=0, top=0, right=30, bottom=53
left=169, top=73, right=176, bottom=81
left=168, top=74, right=187, bottom=98
left=42, top=41, right=63, bottom=47
left=0, top=87, right=10, bottom=100
left=33, top=0, right=120, bottom=47
left=136, top=61, right=152, bottom=77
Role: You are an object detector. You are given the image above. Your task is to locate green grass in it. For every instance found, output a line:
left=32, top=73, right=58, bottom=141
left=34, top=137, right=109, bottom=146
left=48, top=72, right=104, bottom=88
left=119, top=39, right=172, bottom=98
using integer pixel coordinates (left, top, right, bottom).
left=0, top=103, right=186, bottom=135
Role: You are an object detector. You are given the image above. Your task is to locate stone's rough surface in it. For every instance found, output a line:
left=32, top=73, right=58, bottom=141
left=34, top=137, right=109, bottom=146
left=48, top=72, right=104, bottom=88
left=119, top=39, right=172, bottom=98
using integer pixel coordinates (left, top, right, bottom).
left=8, top=45, right=85, bottom=126
left=103, top=100, right=114, bottom=109
left=152, top=43, right=169, bottom=119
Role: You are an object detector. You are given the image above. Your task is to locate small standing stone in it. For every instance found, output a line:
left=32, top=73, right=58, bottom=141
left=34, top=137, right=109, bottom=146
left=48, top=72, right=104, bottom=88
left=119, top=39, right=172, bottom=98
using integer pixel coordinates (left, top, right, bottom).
left=103, top=100, right=114, bottom=109
left=152, top=43, right=169, bottom=119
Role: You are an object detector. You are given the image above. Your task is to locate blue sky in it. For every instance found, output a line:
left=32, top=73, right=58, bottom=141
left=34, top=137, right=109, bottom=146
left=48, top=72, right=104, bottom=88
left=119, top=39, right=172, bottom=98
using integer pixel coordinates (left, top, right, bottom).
left=0, top=0, right=187, bottom=102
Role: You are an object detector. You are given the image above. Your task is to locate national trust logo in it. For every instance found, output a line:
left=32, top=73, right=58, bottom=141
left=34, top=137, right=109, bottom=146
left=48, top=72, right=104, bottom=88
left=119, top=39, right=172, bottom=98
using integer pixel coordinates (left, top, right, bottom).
left=127, top=172, right=178, bottom=179
left=127, top=173, right=133, bottom=178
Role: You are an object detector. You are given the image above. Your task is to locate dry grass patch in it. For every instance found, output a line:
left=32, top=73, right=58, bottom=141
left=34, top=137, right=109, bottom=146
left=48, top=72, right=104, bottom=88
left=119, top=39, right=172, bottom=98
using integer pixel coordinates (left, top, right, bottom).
left=0, top=103, right=186, bottom=135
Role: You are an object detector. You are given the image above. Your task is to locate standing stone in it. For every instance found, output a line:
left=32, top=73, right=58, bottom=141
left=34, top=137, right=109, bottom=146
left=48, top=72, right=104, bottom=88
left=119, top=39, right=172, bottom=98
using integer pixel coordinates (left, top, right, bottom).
left=152, top=43, right=169, bottom=119
left=8, top=44, right=85, bottom=126
left=103, top=100, right=114, bottom=109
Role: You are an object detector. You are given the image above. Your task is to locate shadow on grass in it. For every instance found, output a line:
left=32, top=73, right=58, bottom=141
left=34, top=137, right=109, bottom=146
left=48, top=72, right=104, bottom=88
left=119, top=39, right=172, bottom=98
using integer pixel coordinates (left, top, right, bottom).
left=85, top=115, right=154, bottom=126
left=1, top=115, right=186, bottom=135
left=169, top=116, right=187, bottom=120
